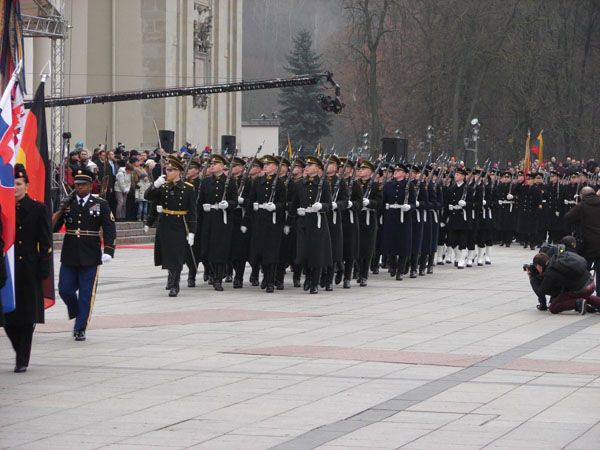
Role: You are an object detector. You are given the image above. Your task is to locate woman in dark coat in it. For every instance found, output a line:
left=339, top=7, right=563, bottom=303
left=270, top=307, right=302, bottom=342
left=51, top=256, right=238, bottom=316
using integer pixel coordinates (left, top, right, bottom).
left=3, top=165, right=52, bottom=372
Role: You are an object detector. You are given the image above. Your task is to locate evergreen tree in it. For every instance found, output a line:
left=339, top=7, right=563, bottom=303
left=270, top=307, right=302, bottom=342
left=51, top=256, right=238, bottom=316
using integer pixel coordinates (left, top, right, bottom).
left=278, top=29, right=331, bottom=152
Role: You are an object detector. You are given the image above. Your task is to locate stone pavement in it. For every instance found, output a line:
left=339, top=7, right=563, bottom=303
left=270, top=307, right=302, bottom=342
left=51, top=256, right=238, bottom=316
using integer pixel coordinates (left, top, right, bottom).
left=1, top=245, right=600, bottom=449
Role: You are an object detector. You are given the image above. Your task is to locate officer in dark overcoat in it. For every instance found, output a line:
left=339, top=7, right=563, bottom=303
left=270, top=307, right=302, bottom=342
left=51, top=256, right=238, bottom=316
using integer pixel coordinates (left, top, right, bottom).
left=381, top=163, right=414, bottom=281
left=197, top=154, right=237, bottom=291
left=356, top=160, right=382, bottom=287
left=145, top=155, right=197, bottom=297
left=54, top=167, right=116, bottom=341
left=3, top=166, right=52, bottom=372
left=544, top=171, right=563, bottom=243
left=337, top=158, right=361, bottom=288
left=246, top=155, right=286, bottom=293
left=426, top=171, right=444, bottom=273
left=275, top=157, right=293, bottom=290
left=444, top=167, right=471, bottom=269
left=184, top=158, right=202, bottom=287
left=229, top=156, right=250, bottom=288
left=289, top=156, right=333, bottom=294
left=408, top=166, right=427, bottom=278
left=496, top=171, right=517, bottom=247
left=287, top=158, right=305, bottom=288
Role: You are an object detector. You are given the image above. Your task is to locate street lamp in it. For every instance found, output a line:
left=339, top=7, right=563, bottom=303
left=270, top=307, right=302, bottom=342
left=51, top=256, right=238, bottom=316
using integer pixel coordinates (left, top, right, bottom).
left=362, top=132, right=369, bottom=156
left=471, top=118, right=481, bottom=165
left=426, top=125, right=434, bottom=162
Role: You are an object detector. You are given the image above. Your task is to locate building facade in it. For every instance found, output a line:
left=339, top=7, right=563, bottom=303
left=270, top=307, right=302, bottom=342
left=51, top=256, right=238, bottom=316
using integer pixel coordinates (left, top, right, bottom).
left=24, top=0, right=242, bottom=153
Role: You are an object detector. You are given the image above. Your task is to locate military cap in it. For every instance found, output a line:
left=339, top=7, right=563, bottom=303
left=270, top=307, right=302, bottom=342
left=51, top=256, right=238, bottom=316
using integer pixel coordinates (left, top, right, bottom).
left=252, top=158, right=264, bottom=169
left=210, top=154, right=229, bottom=167
left=338, top=157, right=355, bottom=168
left=261, top=154, right=279, bottom=166
left=527, top=172, right=537, bottom=179
left=165, top=154, right=185, bottom=171
left=570, top=171, right=580, bottom=177
left=500, top=170, right=512, bottom=177
left=328, top=155, right=341, bottom=166
left=14, top=163, right=28, bottom=182
left=189, top=158, right=202, bottom=170
left=73, top=167, right=95, bottom=184
left=455, top=167, right=467, bottom=176
left=278, top=156, right=291, bottom=167
left=359, top=160, right=375, bottom=171
left=549, top=170, right=560, bottom=176
left=305, top=155, right=324, bottom=170
left=293, top=158, right=306, bottom=168
left=230, top=156, right=245, bottom=167
left=411, top=165, right=422, bottom=173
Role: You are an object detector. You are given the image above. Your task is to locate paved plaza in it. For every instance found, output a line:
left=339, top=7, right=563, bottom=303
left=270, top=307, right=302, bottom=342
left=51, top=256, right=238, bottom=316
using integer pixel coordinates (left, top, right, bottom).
left=1, top=245, right=600, bottom=449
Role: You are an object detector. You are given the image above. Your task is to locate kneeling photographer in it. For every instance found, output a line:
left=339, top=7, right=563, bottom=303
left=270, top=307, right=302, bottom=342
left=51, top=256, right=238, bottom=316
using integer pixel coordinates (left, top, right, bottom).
left=527, top=247, right=600, bottom=315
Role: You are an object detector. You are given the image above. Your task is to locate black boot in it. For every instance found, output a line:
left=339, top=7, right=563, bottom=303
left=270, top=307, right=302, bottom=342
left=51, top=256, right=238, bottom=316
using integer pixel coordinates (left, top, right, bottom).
left=303, top=269, right=311, bottom=291
left=409, top=255, right=418, bottom=278
left=233, top=277, right=243, bottom=289
left=165, top=271, right=174, bottom=290
left=418, top=253, right=427, bottom=276
left=427, top=253, right=434, bottom=274
left=388, top=255, right=397, bottom=277
left=310, top=268, right=320, bottom=294
left=187, top=268, right=196, bottom=287
left=293, top=266, right=301, bottom=288
left=343, top=279, right=351, bottom=289
left=169, top=271, right=180, bottom=297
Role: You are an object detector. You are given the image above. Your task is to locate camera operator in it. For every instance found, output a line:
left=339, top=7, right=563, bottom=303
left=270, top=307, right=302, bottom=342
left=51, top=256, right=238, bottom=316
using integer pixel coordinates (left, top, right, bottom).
left=564, top=186, right=600, bottom=294
left=527, top=249, right=600, bottom=315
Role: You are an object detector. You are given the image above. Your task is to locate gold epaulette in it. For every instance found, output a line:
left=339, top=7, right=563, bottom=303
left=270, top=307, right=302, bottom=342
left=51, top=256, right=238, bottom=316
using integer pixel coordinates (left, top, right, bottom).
left=184, top=182, right=194, bottom=187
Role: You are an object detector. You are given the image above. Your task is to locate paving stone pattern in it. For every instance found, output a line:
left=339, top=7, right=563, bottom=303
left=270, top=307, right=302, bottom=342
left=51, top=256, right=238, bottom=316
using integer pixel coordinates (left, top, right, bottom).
left=1, top=246, right=600, bottom=449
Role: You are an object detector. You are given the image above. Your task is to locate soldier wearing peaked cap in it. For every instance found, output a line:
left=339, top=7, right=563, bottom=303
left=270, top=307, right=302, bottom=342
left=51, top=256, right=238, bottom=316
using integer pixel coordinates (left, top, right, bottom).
left=144, top=155, right=197, bottom=297
left=184, top=157, right=203, bottom=287
left=246, top=154, right=286, bottom=293
left=3, top=165, right=52, bottom=372
left=444, top=167, right=472, bottom=269
left=54, top=166, right=116, bottom=341
left=337, top=157, right=362, bottom=289
left=287, top=158, right=307, bottom=288
left=197, top=154, right=237, bottom=291
left=289, top=155, right=333, bottom=294
left=228, top=156, right=250, bottom=288
left=275, top=156, right=295, bottom=290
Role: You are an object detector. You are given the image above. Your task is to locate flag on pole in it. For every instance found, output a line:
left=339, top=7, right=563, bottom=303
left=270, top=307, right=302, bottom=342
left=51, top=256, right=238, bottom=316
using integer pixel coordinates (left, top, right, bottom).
left=316, top=143, right=321, bottom=157
left=16, top=80, right=55, bottom=308
left=530, top=130, right=544, bottom=166
left=0, top=0, right=25, bottom=90
left=0, top=62, right=24, bottom=314
left=287, top=134, right=293, bottom=158
left=523, top=129, right=531, bottom=176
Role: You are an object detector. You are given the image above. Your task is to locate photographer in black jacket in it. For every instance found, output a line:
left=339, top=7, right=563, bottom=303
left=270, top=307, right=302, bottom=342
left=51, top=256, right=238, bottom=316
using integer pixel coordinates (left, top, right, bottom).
left=528, top=249, right=600, bottom=314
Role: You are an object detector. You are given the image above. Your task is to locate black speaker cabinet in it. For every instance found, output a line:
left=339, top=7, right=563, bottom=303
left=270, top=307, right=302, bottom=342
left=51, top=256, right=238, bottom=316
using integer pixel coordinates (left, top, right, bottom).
left=158, top=130, right=175, bottom=153
left=221, top=135, right=236, bottom=155
left=381, top=137, right=408, bottom=161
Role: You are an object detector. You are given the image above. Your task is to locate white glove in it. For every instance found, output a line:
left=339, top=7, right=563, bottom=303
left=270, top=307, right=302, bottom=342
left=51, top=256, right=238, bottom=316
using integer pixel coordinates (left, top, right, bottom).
left=458, top=200, right=466, bottom=207
left=253, top=202, right=259, bottom=211
left=101, top=253, right=112, bottom=263
left=363, top=198, right=370, bottom=207
left=143, top=225, right=149, bottom=234
left=297, top=207, right=306, bottom=216
left=482, top=200, right=487, bottom=206
left=153, top=175, right=166, bottom=188
left=563, top=199, right=569, bottom=205
left=265, top=202, right=276, bottom=212
left=218, top=200, right=229, bottom=210
left=401, top=204, right=411, bottom=212
left=347, top=201, right=353, bottom=209
left=202, top=203, right=211, bottom=212
left=574, top=194, right=579, bottom=199
left=440, top=222, right=446, bottom=228
left=312, top=202, right=322, bottom=211
left=415, top=200, right=420, bottom=208
left=448, top=204, right=455, bottom=211
left=498, top=200, right=502, bottom=205
left=240, top=225, right=248, bottom=234
left=332, top=202, right=338, bottom=210
left=555, top=211, right=560, bottom=217
left=156, top=205, right=163, bottom=213
left=283, top=225, right=290, bottom=235
left=506, top=194, right=514, bottom=200
left=187, top=233, right=195, bottom=246
left=238, top=196, right=244, bottom=205
left=385, top=204, right=390, bottom=210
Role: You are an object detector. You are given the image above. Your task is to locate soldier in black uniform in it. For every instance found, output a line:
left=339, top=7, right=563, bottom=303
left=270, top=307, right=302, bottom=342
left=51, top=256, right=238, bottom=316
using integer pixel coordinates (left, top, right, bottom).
left=337, top=158, right=361, bottom=288
left=247, top=155, right=286, bottom=293
left=356, top=160, right=382, bottom=286
left=323, top=155, right=347, bottom=291
left=445, top=168, right=470, bottom=268
left=289, top=156, right=333, bottom=294
left=275, top=157, right=293, bottom=290
left=408, top=166, right=427, bottom=277
left=475, top=170, right=496, bottom=265
left=145, top=155, right=197, bottom=297
left=247, top=158, right=264, bottom=287
left=229, top=156, right=250, bottom=288
left=3, top=166, right=52, bottom=372
left=544, top=170, right=563, bottom=243
left=288, top=158, right=306, bottom=288
left=197, top=154, right=237, bottom=291
left=382, top=163, right=414, bottom=281
left=54, top=167, right=116, bottom=341
left=496, top=171, right=517, bottom=247
left=184, top=158, right=202, bottom=287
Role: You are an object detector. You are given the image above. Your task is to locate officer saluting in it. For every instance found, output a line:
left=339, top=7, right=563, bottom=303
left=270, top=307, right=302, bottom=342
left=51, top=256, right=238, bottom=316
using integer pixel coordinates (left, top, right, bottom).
left=54, top=167, right=116, bottom=341
left=145, top=155, right=197, bottom=297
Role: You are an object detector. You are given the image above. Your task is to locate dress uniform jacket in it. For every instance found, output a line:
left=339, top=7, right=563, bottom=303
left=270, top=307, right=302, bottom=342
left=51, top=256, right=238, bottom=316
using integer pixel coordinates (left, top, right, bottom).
left=559, top=183, right=579, bottom=235
left=496, top=182, right=516, bottom=232
left=445, top=182, right=471, bottom=231
left=197, top=173, right=237, bottom=264
left=145, top=180, right=196, bottom=270
left=516, top=184, right=543, bottom=235
left=186, top=177, right=203, bottom=263
left=357, top=178, right=382, bottom=261
left=381, top=179, right=414, bottom=257
left=341, top=178, right=362, bottom=263
left=277, top=176, right=294, bottom=268
left=5, top=195, right=52, bottom=327
left=326, top=175, right=348, bottom=264
left=290, top=176, right=333, bottom=268
left=427, top=183, right=444, bottom=253
left=411, top=180, right=428, bottom=255
left=543, top=182, right=562, bottom=236
left=230, top=175, right=251, bottom=262
left=54, top=194, right=116, bottom=267
left=247, top=174, right=286, bottom=265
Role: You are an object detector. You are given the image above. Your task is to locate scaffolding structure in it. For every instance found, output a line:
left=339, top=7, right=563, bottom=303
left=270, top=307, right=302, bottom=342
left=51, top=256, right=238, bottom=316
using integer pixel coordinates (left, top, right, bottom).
left=21, top=0, right=67, bottom=192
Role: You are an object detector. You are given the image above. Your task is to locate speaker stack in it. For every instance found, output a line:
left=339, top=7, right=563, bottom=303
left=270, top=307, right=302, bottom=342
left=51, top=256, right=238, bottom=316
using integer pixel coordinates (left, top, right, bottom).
left=381, top=137, right=408, bottom=161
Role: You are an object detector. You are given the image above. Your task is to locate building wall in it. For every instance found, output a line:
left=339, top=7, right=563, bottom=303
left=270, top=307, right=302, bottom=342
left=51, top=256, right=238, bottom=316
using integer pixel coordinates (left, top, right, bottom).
left=240, top=125, right=279, bottom=157
left=26, top=0, right=242, bottom=153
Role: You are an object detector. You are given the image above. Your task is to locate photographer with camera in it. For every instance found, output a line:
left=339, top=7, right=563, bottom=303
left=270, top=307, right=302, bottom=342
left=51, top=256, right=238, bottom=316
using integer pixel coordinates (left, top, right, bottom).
left=527, top=246, right=600, bottom=314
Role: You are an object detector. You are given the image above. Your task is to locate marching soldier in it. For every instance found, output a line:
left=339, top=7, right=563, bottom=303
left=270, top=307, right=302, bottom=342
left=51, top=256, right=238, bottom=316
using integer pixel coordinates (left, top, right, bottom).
left=247, top=158, right=265, bottom=287
left=288, top=158, right=306, bottom=288
left=247, top=155, right=286, bottom=293
left=145, top=155, right=197, bottom=297
left=382, top=163, right=414, bottom=281
left=323, top=155, right=347, bottom=291
left=337, top=158, right=361, bottom=288
left=544, top=171, right=563, bottom=243
left=423, top=168, right=443, bottom=274
left=356, top=160, right=382, bottom=286
left=496, top=171, right=516, bottom=247
left=184, top=158, right=202, bottom=287
left=229, top=156, right=250, bottom=288
left=475, top=170, right=496, bottom=265
left=54, top=167, right=116, bottom=340
left=4, top=166, right=52, bottom=371
left=198, top=154, right=237, bottom=291
left=444, top=168, right=470, bottom=268
left=289, top=156, right=333, bottom=294
left=276, top=157, right=293, bottom=290
left=408, top=166, right=426, bottom=278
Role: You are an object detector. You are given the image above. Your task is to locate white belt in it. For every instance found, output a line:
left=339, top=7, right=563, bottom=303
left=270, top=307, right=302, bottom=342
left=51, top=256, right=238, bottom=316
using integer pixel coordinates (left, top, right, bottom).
left=208, top=203, right=227, bottom=225
left=433, top=211, right=438, bottom=223
left=333, top=209, right=338, bottom=225
left=305, top=207, right=323, bottom=228
left=362, top=208, right=374, bottom=226
left=256, top=203, right=277, bottom=224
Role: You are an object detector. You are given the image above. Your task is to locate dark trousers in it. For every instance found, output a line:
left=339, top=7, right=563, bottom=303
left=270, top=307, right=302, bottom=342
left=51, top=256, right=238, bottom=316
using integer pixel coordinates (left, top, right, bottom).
left=185, top=247, right=198, bottom=280
left=549, top=283, right=600, bottom=314
left=447, top=229, right=468, bottom=249
left=5, top=324, right=35, bottom=367
left=233, top=260, right=246, bottom=282
left=529, top=273, right=547, bottom=308
left=58, top=264, right=98, bottom=332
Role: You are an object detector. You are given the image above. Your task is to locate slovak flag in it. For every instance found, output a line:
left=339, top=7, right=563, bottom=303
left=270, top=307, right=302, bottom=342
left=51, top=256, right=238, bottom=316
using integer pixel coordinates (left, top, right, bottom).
left=0, top=64, right=25, bottom=314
